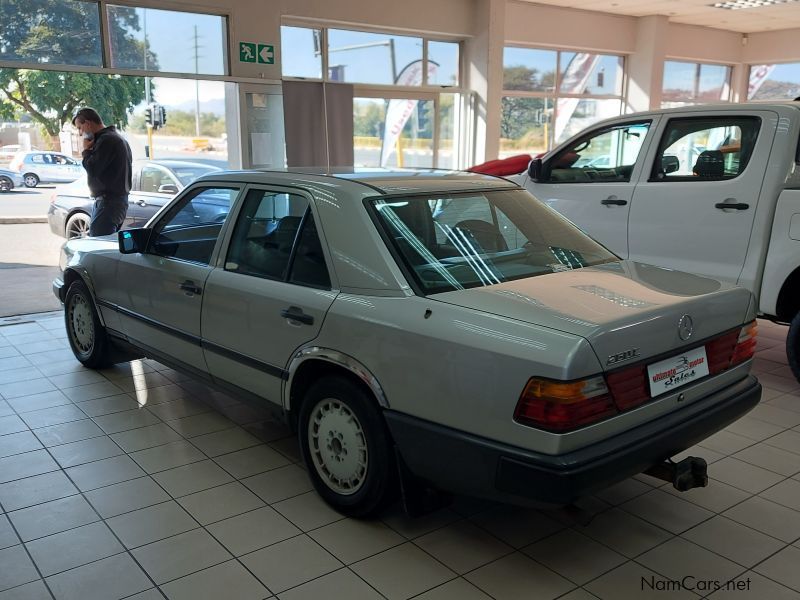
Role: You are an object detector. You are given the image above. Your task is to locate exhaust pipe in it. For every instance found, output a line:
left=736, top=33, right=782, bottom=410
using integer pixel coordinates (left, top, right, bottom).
left=644, top=456, right=708, bottom=491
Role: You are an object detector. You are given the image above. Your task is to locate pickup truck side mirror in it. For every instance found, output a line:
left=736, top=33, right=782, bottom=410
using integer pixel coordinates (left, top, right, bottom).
left=157, top=183, right=179, bottom=194
left=661, top=155, right=680, bottom=175
left=119, top=228, right=152, bottom=254
left=528, top=157, right=544, bottom=182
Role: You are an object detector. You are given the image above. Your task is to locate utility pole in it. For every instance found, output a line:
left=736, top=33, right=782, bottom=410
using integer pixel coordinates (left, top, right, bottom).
left=193, top=25, right=201, bottom=137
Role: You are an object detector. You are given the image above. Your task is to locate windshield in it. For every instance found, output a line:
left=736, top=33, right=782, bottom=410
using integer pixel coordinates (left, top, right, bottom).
left=172, top=165, right=219, bottom=185
left=370, top=189, right=618, bottom=294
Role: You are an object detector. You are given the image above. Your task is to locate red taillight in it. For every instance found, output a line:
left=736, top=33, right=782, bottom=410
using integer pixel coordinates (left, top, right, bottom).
left=514, top=376, right=617, bottom=432
left=606, top=365, right=648, bottom=410
left=706, top=330, right=739, bottom=375
left=731, top=321, right=757, bottom=366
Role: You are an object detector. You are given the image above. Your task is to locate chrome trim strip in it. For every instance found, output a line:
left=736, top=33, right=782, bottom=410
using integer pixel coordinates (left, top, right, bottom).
left=284, top=347, right=389, bottom=410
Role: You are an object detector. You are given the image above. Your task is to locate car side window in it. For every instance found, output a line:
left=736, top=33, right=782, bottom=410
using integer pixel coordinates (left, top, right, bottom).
left=31, top=154, right=45, bottom=164
left=650, top=117, right=760, bottom=182
left=225, top=189, right=312, bottom=282
left=545, top=122, right=650, bottom=184
left=150, top=186, right=238, bottom=265
left=288, top=212, right=331, bottom=289
left=140, top=166, right=168, bottom=193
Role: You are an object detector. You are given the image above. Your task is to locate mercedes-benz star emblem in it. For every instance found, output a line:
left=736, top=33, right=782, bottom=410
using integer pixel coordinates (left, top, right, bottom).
left=678, top=314, right=694, bottom=341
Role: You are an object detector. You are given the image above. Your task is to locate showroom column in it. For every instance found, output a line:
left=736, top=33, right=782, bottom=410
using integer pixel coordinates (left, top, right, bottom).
left=627, top=15, right=669, bottom=112
left=464, top=0, right=505, bottom=163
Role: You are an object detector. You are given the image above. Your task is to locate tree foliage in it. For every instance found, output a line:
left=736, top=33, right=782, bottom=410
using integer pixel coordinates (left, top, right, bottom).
left=0, top=0, right=157, bottom=146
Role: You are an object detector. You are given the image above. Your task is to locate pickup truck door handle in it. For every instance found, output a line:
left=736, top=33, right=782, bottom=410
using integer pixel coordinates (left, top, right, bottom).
left=179, top=280, right=202, bottom=296
left=715, top=201, right=749, bottom=211
left=281, top=306, right=314, bottom=325
left=601, top=196, right=628, bottom=206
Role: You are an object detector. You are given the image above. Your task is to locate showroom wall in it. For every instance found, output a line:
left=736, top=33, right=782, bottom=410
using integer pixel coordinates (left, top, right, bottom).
left=95, top=0, right=800, bottom=162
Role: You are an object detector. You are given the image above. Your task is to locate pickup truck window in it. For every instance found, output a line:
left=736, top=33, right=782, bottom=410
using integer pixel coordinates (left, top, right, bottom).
left=545, top=122, right=651, bottom=184
left=650, top=116, right=760, bottom=182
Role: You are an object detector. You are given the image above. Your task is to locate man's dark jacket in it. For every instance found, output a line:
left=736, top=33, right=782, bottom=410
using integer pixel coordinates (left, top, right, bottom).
left=81, top=126, right=132, bottom=199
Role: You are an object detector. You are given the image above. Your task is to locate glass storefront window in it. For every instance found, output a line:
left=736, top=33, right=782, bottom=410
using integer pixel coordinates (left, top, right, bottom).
left=428, top=41, right=459, bottom=87
left=328, top=30, right=422, bottom=85
left=106, top=5, right=227, bottom=75
left=748, top=63, right=800, bottom=100
left=555, top=98, right=623, bottom=144
left=503, top=48, right=557, bottom=92
left=662, top=61, right=731, bottom=107
left=353, top=97, right=434, bottom=167
left=500, top=96, right=550, bottom=158
left=438, top=94, right=458, bottom=169
left=0, top=0, right=102, bottom=67
left=559, top=53, right=623, bottom=96
left=280, top=26, right=322, bottom=79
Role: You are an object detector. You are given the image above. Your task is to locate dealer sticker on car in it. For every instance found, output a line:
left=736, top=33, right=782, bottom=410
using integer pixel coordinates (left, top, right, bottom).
left=647, top=346, right=710, bottom=397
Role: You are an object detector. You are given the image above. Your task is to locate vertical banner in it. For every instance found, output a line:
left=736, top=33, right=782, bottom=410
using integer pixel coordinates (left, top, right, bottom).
left=748, top=65, right=775, bottom=100
left=380, top=60, right=438, bottom=167
left=554, top=53, right=601, bottom=143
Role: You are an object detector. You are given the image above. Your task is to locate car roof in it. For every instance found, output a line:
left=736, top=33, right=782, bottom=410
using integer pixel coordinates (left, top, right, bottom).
left=134, top=159, right=222, bottom=170
left=194, top=168, right=520, bottom=195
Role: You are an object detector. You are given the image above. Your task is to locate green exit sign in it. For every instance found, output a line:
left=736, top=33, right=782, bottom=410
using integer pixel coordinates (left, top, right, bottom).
left=239, top=42, right=274, bottom=64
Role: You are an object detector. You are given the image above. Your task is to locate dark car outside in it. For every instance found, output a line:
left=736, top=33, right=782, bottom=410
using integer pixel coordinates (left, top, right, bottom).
left=47, top=159, right=223, bottom=238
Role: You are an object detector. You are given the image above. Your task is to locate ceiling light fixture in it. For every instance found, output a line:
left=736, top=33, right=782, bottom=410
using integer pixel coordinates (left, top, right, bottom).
left=711, top=0, right=798, bottom=9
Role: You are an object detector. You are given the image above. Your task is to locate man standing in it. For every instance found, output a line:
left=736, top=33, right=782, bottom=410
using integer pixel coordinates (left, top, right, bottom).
left=72, top=108, right=133, bottom=236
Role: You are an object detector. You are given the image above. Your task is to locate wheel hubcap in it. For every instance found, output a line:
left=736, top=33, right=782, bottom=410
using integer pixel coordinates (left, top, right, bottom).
left=308, top=398, right=367, bottom=495
left=24, top=176, right=36, bottom=186
left=69, top=218, right=89, bottom=238
left=68, top=294, right=94, bottom=356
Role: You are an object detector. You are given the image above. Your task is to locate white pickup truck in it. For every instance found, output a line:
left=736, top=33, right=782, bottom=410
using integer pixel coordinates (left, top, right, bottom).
left=508, top=102, right=800, bottom=380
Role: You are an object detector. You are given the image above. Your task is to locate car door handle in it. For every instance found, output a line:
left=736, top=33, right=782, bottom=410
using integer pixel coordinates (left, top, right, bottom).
left=601, top=196, right=628, bottom=206
left=136, top=199, right=147, bottom=207
left=281, top=306, right=314, bottom=325
left=715, top=201, right=749, bottom=211
left=179, top=280, right=202, bottom=296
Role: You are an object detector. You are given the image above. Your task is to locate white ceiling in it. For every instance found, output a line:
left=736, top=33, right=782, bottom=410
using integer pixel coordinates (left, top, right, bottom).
left=522, top=0, right=800, bottom=32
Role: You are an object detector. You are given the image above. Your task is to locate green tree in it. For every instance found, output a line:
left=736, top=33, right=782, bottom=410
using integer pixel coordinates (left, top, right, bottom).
left=0, top=0, right=157, bottom=147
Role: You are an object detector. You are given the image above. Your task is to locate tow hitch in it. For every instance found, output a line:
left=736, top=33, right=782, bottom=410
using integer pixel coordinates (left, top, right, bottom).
left=644, top=456, right=708, bottom=491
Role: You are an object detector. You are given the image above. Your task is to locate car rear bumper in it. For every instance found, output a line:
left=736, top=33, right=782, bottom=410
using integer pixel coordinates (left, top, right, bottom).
left=385, top=374, right=761, bottom=506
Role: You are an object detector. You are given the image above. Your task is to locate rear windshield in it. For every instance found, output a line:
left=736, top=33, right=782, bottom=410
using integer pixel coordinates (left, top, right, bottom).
left=370, top=189, right=618, bottom=294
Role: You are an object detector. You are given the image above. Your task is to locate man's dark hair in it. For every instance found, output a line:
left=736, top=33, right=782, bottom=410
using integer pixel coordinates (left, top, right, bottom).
left=72, top=107, right=103, bottom=126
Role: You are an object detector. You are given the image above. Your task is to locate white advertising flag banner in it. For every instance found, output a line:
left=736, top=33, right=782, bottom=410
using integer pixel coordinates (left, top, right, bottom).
left=380, top=60, right=438, bottom=166
left=748, top=64, right=775, bottom=99
left=554, top=53, right=601, bottom=143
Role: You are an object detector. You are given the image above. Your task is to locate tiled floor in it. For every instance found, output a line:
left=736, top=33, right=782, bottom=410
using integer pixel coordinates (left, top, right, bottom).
left=0, top=313, right=799, bottom=600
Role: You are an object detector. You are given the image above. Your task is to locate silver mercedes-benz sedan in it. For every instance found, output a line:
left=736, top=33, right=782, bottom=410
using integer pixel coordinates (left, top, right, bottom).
left=53, top=170, right=761, bottom=516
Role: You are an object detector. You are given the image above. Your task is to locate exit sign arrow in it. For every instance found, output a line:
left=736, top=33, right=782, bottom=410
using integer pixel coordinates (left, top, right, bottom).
left=257, top=44, right=274, bottom=64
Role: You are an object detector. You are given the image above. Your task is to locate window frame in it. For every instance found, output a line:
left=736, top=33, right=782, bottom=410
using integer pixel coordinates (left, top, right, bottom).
left=540, top=120, right=652, bottom=185
left=148, top=183, right=240, bottom=266
left=647, top=116, right=762, bottom=183
left=500, top=46, right=627, bottom=154
left=221, top=185, right=333, bottom=290
left=661, top=60, right=733, bottom=107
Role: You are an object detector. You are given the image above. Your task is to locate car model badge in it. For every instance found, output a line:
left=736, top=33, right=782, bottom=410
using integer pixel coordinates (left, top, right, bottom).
left=678, top=314, right=694, bottom=341
left=607, top=347, right=640, bottom=366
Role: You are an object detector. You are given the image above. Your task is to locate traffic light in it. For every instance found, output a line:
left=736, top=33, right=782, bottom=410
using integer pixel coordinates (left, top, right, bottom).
left=144, top=106, right=153, bottom=127
left=159, top=106, right=167, bottom=128
left=416, top=102, right=431, bottom=132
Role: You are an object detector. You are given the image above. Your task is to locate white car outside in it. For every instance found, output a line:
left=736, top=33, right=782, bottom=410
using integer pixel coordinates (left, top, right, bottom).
left=9, top=150, right=83, bottom=187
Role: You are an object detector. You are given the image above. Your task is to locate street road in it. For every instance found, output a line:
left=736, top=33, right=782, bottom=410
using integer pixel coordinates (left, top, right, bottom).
left=0, top=183, right=61, bottom=218
left=0, top=222, right=64, bottom=317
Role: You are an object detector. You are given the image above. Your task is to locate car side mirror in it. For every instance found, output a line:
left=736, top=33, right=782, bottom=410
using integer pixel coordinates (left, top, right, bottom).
left=661, top=155, right=680, bottom=174
left=118, top=228, right=152, bottom=254
left=528, top=157, right=544, bottom=182
left=157, top=184, right=179, bottom=194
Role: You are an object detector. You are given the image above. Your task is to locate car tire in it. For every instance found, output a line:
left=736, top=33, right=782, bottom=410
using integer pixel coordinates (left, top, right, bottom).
left=64, top=280, right=111, bottom=369
left=298, top=375, right=396, bottom=517
left=23, top=173, right=39, bottom=188
left=787, top=312, right=800, bottom=383
left=65, top=212, right=91, bottom=239
left=0, top=176, right=12, bottom=192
